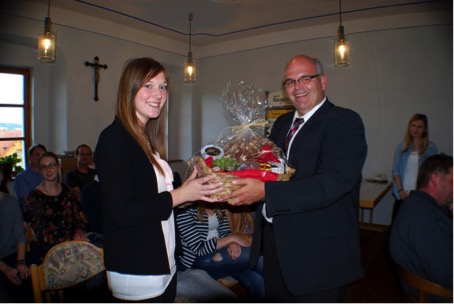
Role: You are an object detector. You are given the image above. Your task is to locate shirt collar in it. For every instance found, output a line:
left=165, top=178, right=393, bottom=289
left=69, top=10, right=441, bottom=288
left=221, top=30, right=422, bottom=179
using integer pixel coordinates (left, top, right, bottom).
left=293, top=97, right=326, bottom=123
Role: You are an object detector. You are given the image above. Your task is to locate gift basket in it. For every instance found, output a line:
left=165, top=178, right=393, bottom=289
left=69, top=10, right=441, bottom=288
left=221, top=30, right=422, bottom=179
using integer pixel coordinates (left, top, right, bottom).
left=188, top=81, right=294, bottom=200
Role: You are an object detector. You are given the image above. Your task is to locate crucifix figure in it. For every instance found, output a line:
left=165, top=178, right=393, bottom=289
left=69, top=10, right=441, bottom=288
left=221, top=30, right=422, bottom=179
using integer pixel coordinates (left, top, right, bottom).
left=84, top=56, right=108, bottom=101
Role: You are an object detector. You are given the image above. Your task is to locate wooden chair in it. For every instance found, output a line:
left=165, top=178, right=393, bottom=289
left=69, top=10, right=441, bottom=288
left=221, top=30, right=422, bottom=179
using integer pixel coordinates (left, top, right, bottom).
left=79, top=211, right=89, bottom=224
left=395, top=264, right=453, bottom=302
left=24, top=222, right=37, bottom=252
left=30, top=241, right=105, bottom=302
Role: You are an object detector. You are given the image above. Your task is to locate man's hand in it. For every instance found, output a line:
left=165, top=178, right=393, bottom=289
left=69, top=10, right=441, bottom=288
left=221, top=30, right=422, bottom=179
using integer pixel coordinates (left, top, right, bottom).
left=1, top=263, right=27, bottom=285
left=16, top=263, right=30, bottom=281
left=221, top=178, right=265, bottom=206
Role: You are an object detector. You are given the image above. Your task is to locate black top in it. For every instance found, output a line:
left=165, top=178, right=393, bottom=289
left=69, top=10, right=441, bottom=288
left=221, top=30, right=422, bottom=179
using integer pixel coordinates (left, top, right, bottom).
left=64, top=167, right=96, bottom=192
left=94, top=116, right=173, bottom=275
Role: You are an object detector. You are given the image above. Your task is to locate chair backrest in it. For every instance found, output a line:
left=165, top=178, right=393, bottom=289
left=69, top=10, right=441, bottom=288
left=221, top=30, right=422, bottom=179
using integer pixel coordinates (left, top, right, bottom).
left=25, top=222, right=36, bottom=241
left=395, top=264, right=453, bottom=302
left=24, top=222, right=37, bottom=252
left=30, top=241, right=105, bottom=302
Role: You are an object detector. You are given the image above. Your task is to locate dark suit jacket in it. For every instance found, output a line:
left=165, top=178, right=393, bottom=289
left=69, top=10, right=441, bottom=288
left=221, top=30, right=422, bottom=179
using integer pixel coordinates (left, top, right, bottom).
left=94, top=116, right=174, bottom=275
left=250, top=100, right=368, bottom=295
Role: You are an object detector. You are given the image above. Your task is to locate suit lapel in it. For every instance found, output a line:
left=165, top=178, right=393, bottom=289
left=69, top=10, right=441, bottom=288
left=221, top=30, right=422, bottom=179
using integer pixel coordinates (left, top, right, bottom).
left=287, top=100, right=334, bottom=160
left=270, top=112, right=295, bottom=150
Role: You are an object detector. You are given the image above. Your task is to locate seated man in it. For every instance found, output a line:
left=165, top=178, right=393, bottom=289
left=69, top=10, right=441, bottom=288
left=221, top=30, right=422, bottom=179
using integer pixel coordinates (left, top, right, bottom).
left=14, top=144, right=47, bottom=214
left=389, top=154, right=453, bottom=302
left=64, top=144, right=96, bottom=202
left=0, top=166, right=33, bottom=302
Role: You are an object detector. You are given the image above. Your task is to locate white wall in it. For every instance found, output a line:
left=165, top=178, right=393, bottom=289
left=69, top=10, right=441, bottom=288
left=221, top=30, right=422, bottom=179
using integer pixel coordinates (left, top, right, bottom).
left=196, top=24, right=453, bottom=225
left=0, top=5, right=452, bottom=225
left=0, top=11, right=189, bottom=159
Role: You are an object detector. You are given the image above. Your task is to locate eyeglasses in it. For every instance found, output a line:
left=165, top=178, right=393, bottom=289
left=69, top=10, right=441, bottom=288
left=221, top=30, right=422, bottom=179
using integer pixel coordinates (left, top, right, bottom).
left=283, top=74, right=320, bottom=88
left=39, top=162, right=58, bottom=171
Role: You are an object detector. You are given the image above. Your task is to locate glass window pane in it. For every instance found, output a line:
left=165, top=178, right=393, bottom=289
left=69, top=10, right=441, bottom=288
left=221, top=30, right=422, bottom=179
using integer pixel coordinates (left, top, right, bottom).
left=0, top=107, right=24, bottom=138
left=0, top=140, right=25, bottom=169
left=0, top=73, right=24, bottom=105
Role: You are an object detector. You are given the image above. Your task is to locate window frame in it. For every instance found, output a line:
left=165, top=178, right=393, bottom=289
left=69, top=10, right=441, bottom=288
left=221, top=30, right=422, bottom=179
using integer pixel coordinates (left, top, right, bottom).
left=0, top=66, right=32, bottom=166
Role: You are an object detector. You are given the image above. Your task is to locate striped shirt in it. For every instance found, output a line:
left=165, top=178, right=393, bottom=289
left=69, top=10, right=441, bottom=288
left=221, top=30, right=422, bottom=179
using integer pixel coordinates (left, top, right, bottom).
left=176, top=207, right=231, bottom=268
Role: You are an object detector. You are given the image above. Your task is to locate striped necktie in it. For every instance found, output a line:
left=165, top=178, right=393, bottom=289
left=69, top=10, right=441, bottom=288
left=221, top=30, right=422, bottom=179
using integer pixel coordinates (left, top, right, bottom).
left=283, top=117, right=304, bottom=154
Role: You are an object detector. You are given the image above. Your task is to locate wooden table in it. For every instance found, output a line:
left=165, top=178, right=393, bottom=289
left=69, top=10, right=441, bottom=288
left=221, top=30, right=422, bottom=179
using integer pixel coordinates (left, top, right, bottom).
left=359, top=181, right=392, bottom=231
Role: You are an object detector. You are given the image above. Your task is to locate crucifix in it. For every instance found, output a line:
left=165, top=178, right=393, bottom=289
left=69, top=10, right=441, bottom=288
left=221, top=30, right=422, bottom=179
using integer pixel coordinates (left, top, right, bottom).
left=84, top=56, right=108, bottom=101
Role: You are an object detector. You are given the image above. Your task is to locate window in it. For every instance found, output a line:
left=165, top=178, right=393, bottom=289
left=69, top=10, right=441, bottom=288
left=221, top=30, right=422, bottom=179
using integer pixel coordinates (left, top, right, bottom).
left=0, top=67, right=31, bottom=173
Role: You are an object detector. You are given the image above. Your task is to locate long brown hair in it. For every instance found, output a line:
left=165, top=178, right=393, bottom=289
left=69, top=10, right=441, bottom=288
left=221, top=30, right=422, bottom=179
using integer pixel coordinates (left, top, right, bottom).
left=226, top=207, right=255, bottom=235
left=116, top=58, right=168, bottom=173
left=401, top=113, right=429, bottom=155
left=196, top=202, right=224, bottom=223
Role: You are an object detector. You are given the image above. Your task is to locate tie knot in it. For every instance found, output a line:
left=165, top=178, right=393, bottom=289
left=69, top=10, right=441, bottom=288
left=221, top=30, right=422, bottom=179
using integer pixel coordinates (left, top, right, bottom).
left=293, top=117, right=304, bottom=126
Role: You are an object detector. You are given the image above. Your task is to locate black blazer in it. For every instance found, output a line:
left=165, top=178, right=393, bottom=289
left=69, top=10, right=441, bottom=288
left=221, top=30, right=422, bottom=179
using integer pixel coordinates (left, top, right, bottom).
left=94, top=116, right=174, bottom=275
left=250, top=100, right=368, bottom=294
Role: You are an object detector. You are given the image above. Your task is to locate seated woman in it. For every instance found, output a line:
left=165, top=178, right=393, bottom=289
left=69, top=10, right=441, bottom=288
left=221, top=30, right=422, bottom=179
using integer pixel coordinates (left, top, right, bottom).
left=176, top=202, right=264, bottom=301
left=25, top=152, right=90, bottom=261
left=226, top=205, right=264, bottom=300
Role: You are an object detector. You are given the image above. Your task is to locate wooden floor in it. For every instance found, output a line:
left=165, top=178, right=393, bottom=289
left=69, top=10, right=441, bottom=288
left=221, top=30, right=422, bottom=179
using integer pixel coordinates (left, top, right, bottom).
left=344, top=227, right=401, bottom=303
left=231, top=226, right=402, bottom=303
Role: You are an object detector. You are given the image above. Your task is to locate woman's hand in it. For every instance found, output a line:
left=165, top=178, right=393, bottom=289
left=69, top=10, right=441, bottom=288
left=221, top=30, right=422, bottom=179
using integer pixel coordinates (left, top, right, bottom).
left=231, top=234, right=251, bottom=247
left=236, top=234, right=253, bottom=247
left=171, top=169, right=223, bottom=207
left=399, top=190, right=408, bottom=200
left=227, top=242, right=242, bottom=260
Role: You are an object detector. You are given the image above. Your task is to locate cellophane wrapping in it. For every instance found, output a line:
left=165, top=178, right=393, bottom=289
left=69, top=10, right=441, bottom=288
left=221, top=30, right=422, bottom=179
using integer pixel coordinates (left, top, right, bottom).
left=188, top=81, right=294, bottom=200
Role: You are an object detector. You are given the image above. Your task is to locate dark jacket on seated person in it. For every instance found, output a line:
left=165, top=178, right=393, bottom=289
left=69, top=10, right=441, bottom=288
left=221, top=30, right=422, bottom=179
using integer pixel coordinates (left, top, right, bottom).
left=80, top=180, right=103, bottom=235
left=389, top=190, right=453, bottom=302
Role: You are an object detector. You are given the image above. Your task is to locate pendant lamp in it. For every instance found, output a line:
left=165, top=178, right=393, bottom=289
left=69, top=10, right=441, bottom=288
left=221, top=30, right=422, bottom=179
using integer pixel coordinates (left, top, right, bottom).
left=184, top=13, right=196, bottom=83
left=334, top=0, right=349, bottom=67
left=37, top=0, right=56, bottom=63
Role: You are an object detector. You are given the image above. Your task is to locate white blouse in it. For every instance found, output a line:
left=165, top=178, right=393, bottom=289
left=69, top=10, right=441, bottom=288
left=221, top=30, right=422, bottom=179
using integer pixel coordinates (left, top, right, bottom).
left=107, top=153, right=176, bottom=301
left=403, top=151, right=419, bottom=194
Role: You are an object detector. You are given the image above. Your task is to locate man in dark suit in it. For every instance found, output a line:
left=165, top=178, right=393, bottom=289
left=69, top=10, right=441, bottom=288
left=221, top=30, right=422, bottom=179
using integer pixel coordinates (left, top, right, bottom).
left=222, top=54, right=368, bottom=302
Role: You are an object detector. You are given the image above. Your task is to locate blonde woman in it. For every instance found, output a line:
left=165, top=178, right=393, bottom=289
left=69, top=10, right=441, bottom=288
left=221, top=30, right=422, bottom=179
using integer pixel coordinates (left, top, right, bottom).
left=392, top=113, right=438, bottom=218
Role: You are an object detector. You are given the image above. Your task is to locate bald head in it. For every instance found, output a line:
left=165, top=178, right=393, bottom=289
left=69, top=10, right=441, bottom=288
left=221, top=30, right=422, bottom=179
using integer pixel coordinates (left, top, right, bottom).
left=283, top=55, right=327, bottom=116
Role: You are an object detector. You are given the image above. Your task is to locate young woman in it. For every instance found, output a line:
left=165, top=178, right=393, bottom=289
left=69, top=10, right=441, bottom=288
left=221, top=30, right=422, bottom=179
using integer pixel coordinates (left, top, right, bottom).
left=26, top=152, right=89, bottom=259
left=94, top=57, right=222, bottom=302
left=392, top=113, right=438, bottom=218
left=176, top=203, right=265, bottom=301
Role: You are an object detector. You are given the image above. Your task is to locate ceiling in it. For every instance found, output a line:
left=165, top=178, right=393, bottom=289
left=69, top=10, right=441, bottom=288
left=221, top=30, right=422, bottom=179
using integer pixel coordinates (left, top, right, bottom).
left=27, top=0, right=451, bottom=47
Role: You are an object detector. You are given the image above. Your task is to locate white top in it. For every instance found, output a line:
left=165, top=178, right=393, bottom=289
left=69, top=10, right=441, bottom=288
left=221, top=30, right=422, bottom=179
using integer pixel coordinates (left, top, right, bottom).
left=107, top=154, right=176, bottom=301
left=403, top=151, right=419, bottom=194
left=207, top=213, right=220, bottom=240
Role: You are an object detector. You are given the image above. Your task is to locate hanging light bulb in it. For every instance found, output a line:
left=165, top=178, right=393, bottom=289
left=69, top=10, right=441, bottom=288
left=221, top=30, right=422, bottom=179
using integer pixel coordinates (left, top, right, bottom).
left=37, top=0, right=56, bottom=63
left=184, top=13, right=196, bottom=83
left=334, top=0, right=349, bottom=67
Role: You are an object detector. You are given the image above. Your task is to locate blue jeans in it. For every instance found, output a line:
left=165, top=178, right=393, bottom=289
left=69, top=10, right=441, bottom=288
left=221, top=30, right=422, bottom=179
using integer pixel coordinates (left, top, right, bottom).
left=232, top=256, right=265, bottom=301
left=176, top=269, right=237, bottom=302
left=193, top=247, right=265, bottom=301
